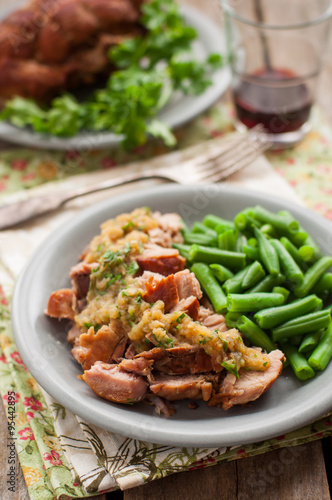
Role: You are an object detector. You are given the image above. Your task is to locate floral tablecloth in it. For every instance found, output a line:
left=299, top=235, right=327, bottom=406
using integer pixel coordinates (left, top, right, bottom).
left=1, top=100, right=332, bottom=500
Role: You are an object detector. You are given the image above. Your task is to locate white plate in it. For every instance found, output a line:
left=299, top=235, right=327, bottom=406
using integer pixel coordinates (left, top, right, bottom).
left=0, top=4, right=231, bottom=150
left=12, top=185, right=332, bottom=447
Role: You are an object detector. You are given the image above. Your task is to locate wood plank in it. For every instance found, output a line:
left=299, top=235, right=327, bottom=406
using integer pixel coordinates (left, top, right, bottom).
left=237, top=441, right=330, bottom=500
left=124, top=460, right=237, bottom=500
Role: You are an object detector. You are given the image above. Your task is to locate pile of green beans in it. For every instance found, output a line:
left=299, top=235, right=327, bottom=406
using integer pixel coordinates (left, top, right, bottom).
left=173, top=205, right=332, bottom=381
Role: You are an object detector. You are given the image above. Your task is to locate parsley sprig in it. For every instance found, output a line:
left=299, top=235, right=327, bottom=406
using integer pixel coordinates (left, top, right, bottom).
left=0, top=0, right=223, bottom=149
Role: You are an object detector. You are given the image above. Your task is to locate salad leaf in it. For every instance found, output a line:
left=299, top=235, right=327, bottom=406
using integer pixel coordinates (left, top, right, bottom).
left=0, top=0, right=224, bottom=149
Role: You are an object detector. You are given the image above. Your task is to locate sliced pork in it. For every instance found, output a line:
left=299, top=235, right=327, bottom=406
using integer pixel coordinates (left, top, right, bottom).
left=142, top=273, right=179, bottom=312
left=170, top=296, right=200, bottom=320
left=136, top=244, right=185, bottom=276
left=149, top=374, right=213, bottom=401
left=119, top=357, right=153, bottom=376
left=83, top=362, right=148, bottom=404
left=201, top=313, right=228, bottom=332
left=174, top=269, right=202, bottom=300
left=71, top=325, right=124, bottom=370
left=46, top=288, right=77, bottom=320
left=67, top=323, right=81, bottom=345
left=149, top=396, right=175, bottom=417
left=70, top=261, right=97, bottom=299
left=208, top=349, right=285, bottom=410
left=137, top=346, right=221, bottom=375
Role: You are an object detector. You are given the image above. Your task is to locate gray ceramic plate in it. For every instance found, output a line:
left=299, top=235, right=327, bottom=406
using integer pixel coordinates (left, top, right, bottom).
left=0, top=4, right=230, bottom=150
left=12, top=185, right=332, bottom=447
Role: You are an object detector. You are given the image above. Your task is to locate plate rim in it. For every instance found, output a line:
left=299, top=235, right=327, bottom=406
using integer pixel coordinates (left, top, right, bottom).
left=0, top=4, right=231, bottom=150
left=11, top=184, right=332, bottom=447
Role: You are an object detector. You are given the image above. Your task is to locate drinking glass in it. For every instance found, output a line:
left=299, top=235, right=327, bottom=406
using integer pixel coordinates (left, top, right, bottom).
left=221, top=0, right=332, bottom=147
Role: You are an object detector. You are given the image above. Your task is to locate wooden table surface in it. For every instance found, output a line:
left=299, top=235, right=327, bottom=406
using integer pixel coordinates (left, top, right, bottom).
left=1, top=1, right=332, bottom=499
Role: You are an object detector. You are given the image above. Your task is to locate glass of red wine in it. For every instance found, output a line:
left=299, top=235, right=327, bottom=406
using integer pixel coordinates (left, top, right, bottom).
left=221, top=0, right=332, bottom=148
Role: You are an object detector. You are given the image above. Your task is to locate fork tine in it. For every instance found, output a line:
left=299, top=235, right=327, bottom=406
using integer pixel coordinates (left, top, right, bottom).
left=202, top=141, right=271, bottom=183
left=193, top=126, right=268, bottom=175
left=198, top=131, right=270, bottom=180
left=182, top=124, right=266, bottom=171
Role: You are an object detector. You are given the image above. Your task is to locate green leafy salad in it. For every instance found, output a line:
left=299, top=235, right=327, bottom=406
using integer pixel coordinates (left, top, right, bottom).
left=0, top=0, right=223, bottom=149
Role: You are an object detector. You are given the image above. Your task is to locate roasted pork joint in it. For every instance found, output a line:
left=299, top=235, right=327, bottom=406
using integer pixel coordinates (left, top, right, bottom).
left=45, top=207, right=285, bottom=415
left=0, top=0, right=145, bottom=103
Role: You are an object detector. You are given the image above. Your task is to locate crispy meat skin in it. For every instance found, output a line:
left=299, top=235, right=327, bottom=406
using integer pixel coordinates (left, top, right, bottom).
left=0, top=0, right=144, bottom=102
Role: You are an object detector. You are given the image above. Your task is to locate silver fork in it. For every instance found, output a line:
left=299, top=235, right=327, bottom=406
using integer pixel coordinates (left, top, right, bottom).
left=0, top=126, right=270, bottom=230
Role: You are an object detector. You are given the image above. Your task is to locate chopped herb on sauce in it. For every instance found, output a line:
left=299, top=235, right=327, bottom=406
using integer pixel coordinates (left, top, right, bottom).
left=221, top=360, right=240, bottom=379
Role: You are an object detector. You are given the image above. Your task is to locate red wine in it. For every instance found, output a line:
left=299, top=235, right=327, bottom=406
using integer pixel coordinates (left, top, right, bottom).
left=233, top=68, right=312, bottom=134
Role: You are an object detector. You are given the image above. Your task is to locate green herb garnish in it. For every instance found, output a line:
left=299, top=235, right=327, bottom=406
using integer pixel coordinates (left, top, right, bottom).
left=0, top=0, right=223, bottom=149
left=221, top=360, right=240, bottom=379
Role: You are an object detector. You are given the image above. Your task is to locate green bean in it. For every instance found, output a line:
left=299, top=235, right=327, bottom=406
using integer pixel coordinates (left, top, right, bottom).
left=254, top=227, right=280, bottom=277
left=191, top=222, right=218, bottom=239
left=308, top=323, right=332, bottom=371
left=234, top=212, right=247, bottom=231
left=203, top=214, right=234, bottom=231
left=248, top=238, right=258, bottom=247
left=242, top=261, right=266, bottom=289
left=218, top=229, right=237, bottom=251
left=312, top=273, right=332, bottom=295
left=245, top=274, right=285, bottom=293
left=183, top=231, right=217, bottom=246
left=227, top=292, right=285, bottom=313
left=225, top=311, right=242, bottom=328
left=245, top=214, right=262, bottom=230
left=270, top=239, right=303, bottom=286
left=236, top=234, right=247, bottom=253
left=294, top=256, right=332, bottom=298
left=191, top=263, right=227, bottom=314
left=215, top=223, right=236, bottom=235
left=272, top=286, right=290, bottom=302
left=280, top=343, right=315, bottom=380
left=260, top=224, right=277, bottom=238
left=189, top=244, right=246, bottom=270
left=289, top=230, right=309, bottom=248
left=298, top=329, right=323, bottom=354
left=172, top=243, right=191, bottom=261
left=237, top=315, right=276, bottom=352
left=298, top=245, right=315, bottom=263
left=302, top=233, right=323, bottom=260
left=251, top=205, right=299, bottom=234
left=234, top=209, right=262, bottom=231
left=210, top=263, right=234, bottom=283
left=272, top=310, right=331, bottom=342
left=243, top=245, right=260, bottom=262
left=289, top=335, right=303, bottom=346
left=254, top=294, right=322, bottom=329
left=280, top=237, right=303, bottom=266
left=223, top=265, right=252, bottom=294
